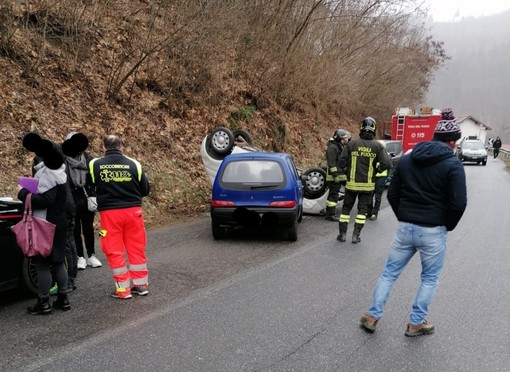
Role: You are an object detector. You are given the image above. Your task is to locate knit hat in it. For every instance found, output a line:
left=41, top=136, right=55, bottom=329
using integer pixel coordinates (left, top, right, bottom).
left=433, top=108, right=461, bottom=142
left=62, top=132, right=89, bottom=157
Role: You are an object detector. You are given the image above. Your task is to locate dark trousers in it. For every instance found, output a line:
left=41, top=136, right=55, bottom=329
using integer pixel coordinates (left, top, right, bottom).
left=65, top=217, right=78, bottom=287
left=74, top=207, right=96, bottom=258
left=326, top=181, right=342, bottom=204
left=494, top=148, right=500, bottom=159
left=368, top=177, right=386, bottom=215
left=341, top=190, right=372, bottom=217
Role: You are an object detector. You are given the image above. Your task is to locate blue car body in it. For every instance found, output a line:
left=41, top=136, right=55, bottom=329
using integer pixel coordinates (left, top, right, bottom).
left=210, top=152, right=304, bottom=241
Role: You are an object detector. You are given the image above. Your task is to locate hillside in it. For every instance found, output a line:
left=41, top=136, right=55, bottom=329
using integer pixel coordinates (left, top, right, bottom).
left=0, top=1, right=442, bottom=227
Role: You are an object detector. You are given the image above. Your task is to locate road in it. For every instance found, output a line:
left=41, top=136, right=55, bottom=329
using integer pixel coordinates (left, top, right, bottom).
left=1, top=158, right=509, bottom=371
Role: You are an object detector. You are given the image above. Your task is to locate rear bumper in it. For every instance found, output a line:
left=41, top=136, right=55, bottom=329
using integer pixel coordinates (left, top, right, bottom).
left=211, top=206, right=299, bottom=228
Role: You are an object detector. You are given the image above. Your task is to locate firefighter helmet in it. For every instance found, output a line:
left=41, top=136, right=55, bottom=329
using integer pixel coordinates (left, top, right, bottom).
left=333, top=129, right=351, bottom=143
left=360, top=117, right=376, bottom=133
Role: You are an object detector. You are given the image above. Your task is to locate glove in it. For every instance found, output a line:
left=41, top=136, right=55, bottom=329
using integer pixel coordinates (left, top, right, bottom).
left=334, top=176, right=341, bottom=184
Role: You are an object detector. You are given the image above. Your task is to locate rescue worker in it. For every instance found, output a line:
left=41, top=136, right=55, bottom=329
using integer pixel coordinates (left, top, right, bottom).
left=337, top=117, right=391, bottom=243
left=366, top=163, right=388, bottom=221
left=88, top=135, right=151, bottom=299
left=325, top=129, right=351, bottom=221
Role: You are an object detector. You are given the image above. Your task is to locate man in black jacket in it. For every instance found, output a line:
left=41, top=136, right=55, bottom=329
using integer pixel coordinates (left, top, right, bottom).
left=360, top=108, right=467, bottom=337
left=89, top=135, right=150, bottom=299
left=492, top=136, right=502, bottom=159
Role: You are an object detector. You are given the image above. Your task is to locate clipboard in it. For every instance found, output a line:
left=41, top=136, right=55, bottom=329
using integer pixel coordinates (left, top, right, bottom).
left=18, top=177, right=39, bottom=193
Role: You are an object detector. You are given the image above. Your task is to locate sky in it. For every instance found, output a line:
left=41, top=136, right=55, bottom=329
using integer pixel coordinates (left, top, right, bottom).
left=425, top=0, right=510, bottom=22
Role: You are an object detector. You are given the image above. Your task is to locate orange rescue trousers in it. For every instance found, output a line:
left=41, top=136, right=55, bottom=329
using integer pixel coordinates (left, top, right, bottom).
left=99, top=207, right=149, bottom=293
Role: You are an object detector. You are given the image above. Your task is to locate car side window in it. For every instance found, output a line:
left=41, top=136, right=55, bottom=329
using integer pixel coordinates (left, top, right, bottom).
left=286, top=157, right=300, bottom=180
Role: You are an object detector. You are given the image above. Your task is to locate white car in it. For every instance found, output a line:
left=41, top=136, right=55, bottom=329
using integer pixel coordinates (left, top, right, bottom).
left=200, top=127, right=333, bottom=215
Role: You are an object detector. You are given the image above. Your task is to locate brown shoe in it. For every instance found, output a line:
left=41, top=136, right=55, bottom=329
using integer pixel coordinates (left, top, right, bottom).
left=360, top=314, right=378, bottom=333
left=405, top=320, right=435, bottom=337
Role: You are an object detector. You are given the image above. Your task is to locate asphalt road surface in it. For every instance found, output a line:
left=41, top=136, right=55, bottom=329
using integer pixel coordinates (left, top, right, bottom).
left=1, top=157, right=509, bottom=372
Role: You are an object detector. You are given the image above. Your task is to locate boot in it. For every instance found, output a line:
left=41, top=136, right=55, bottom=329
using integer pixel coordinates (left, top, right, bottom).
left=352, top=223, right=363, bottom=244
left=53, top=292, right=71, bottom=311
left=336, top=222, right=348, bottom=242
left=325, top=206, right=337, bottom=221
left=27, top=297, right=52, bottom=315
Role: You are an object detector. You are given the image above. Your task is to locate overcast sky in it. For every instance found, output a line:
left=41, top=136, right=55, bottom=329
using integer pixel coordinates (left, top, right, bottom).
left=426, top=0, right=510, bottom=22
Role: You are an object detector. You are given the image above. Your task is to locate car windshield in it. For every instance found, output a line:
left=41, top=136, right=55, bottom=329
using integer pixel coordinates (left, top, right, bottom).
left=222, top=160, right=284, bottom=184
left=463, top=142, right=484, bottom=150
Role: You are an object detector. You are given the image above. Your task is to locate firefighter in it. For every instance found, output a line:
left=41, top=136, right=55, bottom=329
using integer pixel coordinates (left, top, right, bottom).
left=337, top=117, right=391, bottom=243
left=325, top=129, right=351, bottom=221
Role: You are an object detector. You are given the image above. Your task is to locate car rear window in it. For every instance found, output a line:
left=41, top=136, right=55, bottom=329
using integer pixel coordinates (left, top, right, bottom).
left=220, top=160, right=285, bottom=190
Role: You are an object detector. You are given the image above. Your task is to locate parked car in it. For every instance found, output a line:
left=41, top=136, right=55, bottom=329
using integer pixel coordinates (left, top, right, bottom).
left=456, top=139, right=487, bottom=165
left=0, top=197, right=38, bottom=294
left=377, top=140, right=404, bottom=186
left=201, top=127, right=330, bottom=215
left=210, top=152, right=304, bottom=241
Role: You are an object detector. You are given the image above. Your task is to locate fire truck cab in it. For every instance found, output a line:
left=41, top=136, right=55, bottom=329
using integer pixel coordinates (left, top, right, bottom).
left=383, top=107, right=442, bottom=153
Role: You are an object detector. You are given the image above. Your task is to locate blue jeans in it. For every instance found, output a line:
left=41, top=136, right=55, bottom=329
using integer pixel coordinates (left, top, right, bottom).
left=368, top=222, right=447, bottom=325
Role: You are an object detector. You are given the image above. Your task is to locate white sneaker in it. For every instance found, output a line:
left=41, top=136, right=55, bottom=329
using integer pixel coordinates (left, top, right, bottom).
left=77, top=257, right=87, bottom=270
left=86, top=254, right=102, bottom=268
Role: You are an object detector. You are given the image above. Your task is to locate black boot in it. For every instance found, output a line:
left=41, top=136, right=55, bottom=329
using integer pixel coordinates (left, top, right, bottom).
left=352, top=223, right=363, bottom=244
left=27, top=297, right=52, bottom=315
left=337, top=222, right=348, bottom=242
left=53, top=292, right=71, bottom=311
left=325, top=206, right=337, bottom=221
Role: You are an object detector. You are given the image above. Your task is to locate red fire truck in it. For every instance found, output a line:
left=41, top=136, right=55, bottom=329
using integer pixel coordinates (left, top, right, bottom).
left=383, top=107, right=442, bottom=153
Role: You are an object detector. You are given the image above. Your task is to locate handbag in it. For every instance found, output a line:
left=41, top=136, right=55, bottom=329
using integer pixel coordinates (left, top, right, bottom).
left=11, top=193, right=56, bottom=258
left=83, top=187, right=98, bottom=212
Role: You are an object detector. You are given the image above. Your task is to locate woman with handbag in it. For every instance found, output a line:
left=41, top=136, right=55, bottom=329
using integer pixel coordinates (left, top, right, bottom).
left=19, top=133, right=71, bottom=315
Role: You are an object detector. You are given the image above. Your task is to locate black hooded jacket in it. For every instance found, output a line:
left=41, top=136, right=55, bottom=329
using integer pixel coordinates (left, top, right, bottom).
left=387, top=140, right=467, bottom=231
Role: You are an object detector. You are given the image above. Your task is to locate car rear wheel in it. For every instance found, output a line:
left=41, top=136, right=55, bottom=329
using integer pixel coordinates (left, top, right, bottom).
left=303, top=167, right=327, bottom=199
left=212, top=219, right=227, bottom=240
left=205, top=127, right=235, bottom=160
left=232, top=129, right=253, bottom=144
left=285, top=220, right=298, bottom=242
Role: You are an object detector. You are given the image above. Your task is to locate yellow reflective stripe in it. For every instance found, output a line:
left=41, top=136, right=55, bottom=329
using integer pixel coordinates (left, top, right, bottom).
left=349, top=156, right=357, bottom=182
left=115, top=281, right=131, bottom=289
left=326, top=200, right=337, bottom=207
left=99, top=229, right=107, bottom=237
left=355, top=214, right=367, bottom=224
left=346, top=181, right=375, bottom=191
left=89, top=158, right=98, bottom=184
left=338, top=175, right=347, bottom=181
left=126, top=156, right=143, bottom=181
left=330, top=167, right=338, bottom=173
left=339, top=214, right=350, bottom=223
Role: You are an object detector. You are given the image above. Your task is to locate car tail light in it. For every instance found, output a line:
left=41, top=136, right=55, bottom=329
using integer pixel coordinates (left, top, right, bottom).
left=269, top=200, right=296, bottom=208
left=211, top=200, right=235, bottom=207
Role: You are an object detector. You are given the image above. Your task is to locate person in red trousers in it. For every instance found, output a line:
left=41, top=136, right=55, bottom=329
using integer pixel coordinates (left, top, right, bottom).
left=88, top=135, right=151, bottom=299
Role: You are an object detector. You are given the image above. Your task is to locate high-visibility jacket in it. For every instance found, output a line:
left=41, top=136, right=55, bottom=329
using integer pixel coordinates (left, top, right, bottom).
left=325, top=140, right=347, bottom=183
left=339, top=135, right=391, bottom=192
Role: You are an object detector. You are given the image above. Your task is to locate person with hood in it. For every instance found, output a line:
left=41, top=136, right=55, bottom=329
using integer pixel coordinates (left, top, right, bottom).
left=324, top=129, right=350, bottom=221
left=337, top=117, right=391, bottom=243
left=62, top=132, right=102, bottom=270
left=360, top=108, right=467, bottom=337
left=19, top=133, right=71, bottom=315
left=492, top=136, right=502, bottom=159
